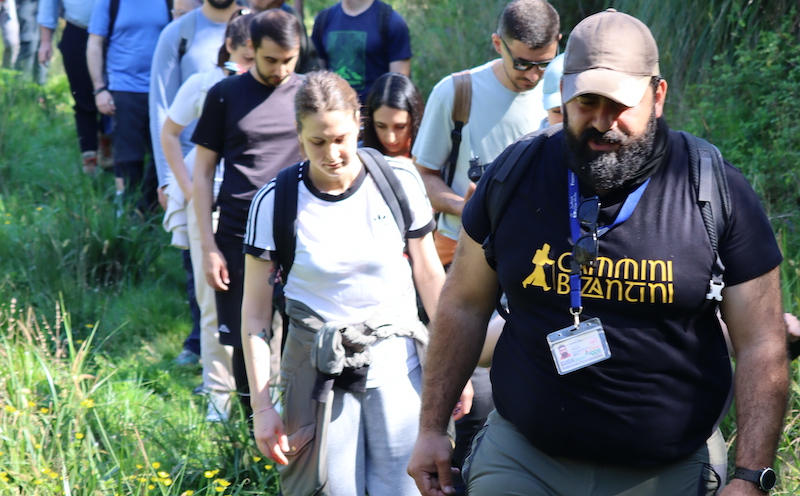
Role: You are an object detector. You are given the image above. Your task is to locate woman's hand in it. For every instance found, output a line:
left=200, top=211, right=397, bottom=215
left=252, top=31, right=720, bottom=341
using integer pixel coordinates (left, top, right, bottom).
left=253, top=407, right=290, bottom=465
left=203, top=246, right=229, bottom=291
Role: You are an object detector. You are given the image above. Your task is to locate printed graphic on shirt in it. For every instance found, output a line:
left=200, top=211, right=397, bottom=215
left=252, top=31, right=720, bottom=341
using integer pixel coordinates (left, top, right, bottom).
left=522, top=243, right=555, bottom=290
left=523, top=243, right=675, bottom=304
left=327, top=31, right=366, bottom=90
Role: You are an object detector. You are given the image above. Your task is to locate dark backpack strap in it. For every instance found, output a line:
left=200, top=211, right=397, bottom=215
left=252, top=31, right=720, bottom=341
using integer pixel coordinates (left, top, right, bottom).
left=376, top=0, right=393, bottom=58
left=177, top=8, right=197, bottom=62
left=680, top=131, right=731, bottom=301
left=166, top=0, right=174, bottom=20
left=358, top=148, right=413, bottom=238
left=483, top=124, right=561, bottom=271
left=443, top=70, right=472, bottom=188
left=108, top=0, right=120, bottom=38
left=273, top=162, right=304, bottom=281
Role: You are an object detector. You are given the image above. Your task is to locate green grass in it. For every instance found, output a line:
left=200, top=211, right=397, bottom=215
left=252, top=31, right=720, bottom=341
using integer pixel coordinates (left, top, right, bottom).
left=0, top=1, right=798, bottom=494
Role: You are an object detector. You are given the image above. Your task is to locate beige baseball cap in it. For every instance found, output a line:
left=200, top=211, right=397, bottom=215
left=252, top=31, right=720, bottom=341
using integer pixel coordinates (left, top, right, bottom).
left=562, top=9, right=660, bottom=107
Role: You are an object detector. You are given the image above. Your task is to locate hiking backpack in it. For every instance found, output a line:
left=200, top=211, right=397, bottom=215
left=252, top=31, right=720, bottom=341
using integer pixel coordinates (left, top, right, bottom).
left=481, top=125, right=732, bottom=302
left=272, top=147, right=413, bottom=281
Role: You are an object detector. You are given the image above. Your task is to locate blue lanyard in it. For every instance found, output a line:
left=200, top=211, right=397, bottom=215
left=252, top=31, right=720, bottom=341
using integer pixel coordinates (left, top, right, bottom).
left=568, top=171, right=651, bottom=317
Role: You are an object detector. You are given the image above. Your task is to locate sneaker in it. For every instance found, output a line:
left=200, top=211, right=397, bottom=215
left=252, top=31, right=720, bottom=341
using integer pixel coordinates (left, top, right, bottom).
left=174, top=349, right=201, bottom=366
left=98, top=133, right=114, bottom=171
left=206, top=391, right=231, bottom=422
left=81, top=151, right=98, bottom=175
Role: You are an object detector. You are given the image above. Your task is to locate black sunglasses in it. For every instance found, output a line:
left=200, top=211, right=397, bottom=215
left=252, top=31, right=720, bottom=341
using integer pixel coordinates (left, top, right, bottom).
left=499, top=37, right=553, bottom=72
left=572, top=196, right=600, bottom=268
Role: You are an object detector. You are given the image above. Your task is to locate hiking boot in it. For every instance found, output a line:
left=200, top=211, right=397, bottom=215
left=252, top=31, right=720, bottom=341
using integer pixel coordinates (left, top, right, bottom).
left=98, top=133, right=114, bottom=171
left=82, top=151, right=98, bottom=175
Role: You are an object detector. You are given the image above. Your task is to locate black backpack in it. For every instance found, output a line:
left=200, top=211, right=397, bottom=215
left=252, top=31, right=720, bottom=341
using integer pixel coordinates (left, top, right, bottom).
left=272, top=147, right=413, bottom=281
left=481, top=125, right=731, bottom=302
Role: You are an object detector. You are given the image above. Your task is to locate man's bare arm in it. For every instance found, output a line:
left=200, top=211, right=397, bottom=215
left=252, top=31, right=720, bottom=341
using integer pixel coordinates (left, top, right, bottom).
left=408, top=230, right=498, bottom=496
left=414, top=160, right=474, bottom=217
left=389, top=58, right=411, bottom=76
left=719, top=266, right=788, bottom=495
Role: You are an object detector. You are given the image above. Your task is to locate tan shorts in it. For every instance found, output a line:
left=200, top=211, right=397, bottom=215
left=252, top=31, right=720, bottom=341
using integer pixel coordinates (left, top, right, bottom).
left=463, top=410, right=719, bottom=496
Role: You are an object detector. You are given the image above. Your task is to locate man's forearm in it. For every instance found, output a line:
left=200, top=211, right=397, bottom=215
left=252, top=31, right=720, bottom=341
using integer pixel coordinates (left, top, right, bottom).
left=732, top=342, right=788, bottom=469
left=39, top=25, right=53, bottom=45
left=86, top=35, right=105, bottom=90
left=416, top=163, right=466, bottom=217
left=419, top=235, right=497, bottom=433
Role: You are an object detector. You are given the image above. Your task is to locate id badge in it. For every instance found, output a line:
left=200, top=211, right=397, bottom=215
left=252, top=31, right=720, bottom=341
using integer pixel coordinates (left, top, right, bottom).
left=546, top=317, right=611, bottom=375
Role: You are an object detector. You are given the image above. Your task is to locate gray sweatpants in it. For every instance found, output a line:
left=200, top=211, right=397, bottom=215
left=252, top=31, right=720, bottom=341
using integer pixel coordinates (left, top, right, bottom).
left=0, top=0, right=19, bottom=69
left=326, top=365, right=422, bottom=496
left=464, top=410, right=718, bottom=496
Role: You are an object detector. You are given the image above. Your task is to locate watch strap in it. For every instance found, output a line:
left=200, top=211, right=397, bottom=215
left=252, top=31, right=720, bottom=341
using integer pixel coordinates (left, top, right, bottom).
left=93, top=86, right=109, bottom=96
left=733, top=466, right=776, bottom=492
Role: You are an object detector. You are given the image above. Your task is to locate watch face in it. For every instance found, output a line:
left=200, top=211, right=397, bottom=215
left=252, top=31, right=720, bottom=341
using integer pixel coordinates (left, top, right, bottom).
left=759, top=468, right=777, bottom=491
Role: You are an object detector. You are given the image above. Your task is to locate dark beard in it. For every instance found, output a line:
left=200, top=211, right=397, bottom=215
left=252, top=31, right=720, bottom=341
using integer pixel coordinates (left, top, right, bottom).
left=564, top=108, right=657, bottom=192
left=206, top=0, right=236, bottom=9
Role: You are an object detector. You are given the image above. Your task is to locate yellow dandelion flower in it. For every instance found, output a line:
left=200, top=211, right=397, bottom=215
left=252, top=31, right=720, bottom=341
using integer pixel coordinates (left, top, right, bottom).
left=215, top=488, right=225, bottom=493
left=39, top=407, right=49, bottom=414
left=42, top=468, right=50, bottom=474
left=148, top=484, right=155, bottom=490
left=80, top=399, right=95, bottom=408
left=204, top=469, right=219, bottom=478
left=215, top=479, right=231, bottom=487
left=4, top=405, right=16, bottom=413
left=157, top=471, right=169, bottom=479
left=49, top=472, right=58, bottom=479
left=27, top=401, right=36, bottom=408
left=36, top=207, right=43, bottom=211
left=34, top=443, right=41, bottom=449
left=151, top=462, right=161, bottom=469
left=264, top=464, right=273, bottom=470
left=163, top=479, right=172, bottom=486
left=180, top=491, right=195, bottom=496
left=85, top=324, right=93, bottom=328
left=136, top=464, right=144, bottom=470
left=253, top=456, right=261, bottom=462
left=34, top=479, right=43, bottom=485
left=75, top=433, right=84, bottom=439
left=0, top=475, right=8, bottom=483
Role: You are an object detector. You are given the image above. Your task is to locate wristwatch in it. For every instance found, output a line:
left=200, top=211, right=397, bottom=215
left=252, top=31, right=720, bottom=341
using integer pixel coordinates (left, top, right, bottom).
left=733, top=466, right=777, bottom=492
left=93, top=86, right=109, bottom=96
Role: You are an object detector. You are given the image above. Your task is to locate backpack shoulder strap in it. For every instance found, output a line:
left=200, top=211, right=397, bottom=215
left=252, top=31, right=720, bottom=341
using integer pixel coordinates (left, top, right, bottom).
left=358, top=148, right=413, bottom=238
left=178, top=8, right=197, bottom=62
left=483, top=124, right=561, bottom=270
left=108, top=0, right=120, bottom=37
left=442, top=70, right=472, bottom=187
left=376, top=0, right=394, bottom=51
left=316, top=5, right=332, bottom=38
left=273, top=162, right=303, bottom=281
left=680, top=130, right=731, bottom=301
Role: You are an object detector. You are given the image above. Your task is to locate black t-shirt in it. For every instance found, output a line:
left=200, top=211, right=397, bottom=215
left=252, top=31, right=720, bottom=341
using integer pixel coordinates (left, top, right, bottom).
left=192, top=71, right=303, bottom=240
left=462, top=128, right=782, bottom=467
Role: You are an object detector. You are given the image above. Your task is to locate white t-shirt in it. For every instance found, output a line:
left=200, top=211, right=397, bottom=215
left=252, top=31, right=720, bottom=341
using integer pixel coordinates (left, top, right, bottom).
left=244, top=156, right=435, bottom=386
left=412, top=60, right=546, bottom=240
left=167, top=66, right=226, bottom=127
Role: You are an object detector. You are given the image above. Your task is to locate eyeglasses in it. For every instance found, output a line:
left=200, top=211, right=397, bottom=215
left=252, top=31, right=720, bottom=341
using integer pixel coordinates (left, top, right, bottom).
left=572, top=196, right=599, bottom=268
left=500, top=37, right=554, bottom=72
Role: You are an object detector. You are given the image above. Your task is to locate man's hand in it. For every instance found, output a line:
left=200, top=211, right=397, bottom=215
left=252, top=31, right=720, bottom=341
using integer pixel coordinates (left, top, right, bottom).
left=452, top=379, right=474, bottom=421
left=204, top=247, right=229, bottom=291
left=408, top=430, right=459, bottom=496
left=252, top=407, right=290, bottom=465
left=95, top=90, right=115, bottom=116
left=38, top=43, right=52, bottom=65
left=718, top=477, right=768, bottom=496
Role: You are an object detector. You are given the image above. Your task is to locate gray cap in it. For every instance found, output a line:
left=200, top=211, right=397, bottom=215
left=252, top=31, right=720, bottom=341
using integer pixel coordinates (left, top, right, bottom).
left=562, top=9, right=659, bottom=107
